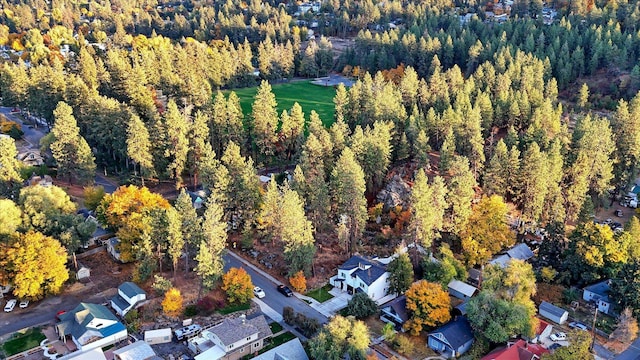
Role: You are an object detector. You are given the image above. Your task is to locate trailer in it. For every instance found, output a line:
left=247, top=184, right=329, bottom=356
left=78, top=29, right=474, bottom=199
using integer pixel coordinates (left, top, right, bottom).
left=145, top=328, right=172, bottom=345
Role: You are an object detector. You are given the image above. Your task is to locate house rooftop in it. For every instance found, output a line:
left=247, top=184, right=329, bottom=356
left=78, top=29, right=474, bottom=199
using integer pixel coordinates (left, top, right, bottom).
left=112, top=341, right=161, bottom=360
left=584, top=280, right=611, bottom=302
left=448, top=280, right=478, bottom=298
left=57, top=303, right=125, bottom=344
left=480, top=339, right=548, bottom=360
left=339, top=255, right=388, bottom=285
left=506, top=243, right=535, bottom=261
left=539, top=301, right=568, bottom=318
left=118, top=282, right=146, bottom=298
left=429, top=316, right=474, bottom=350
left=209, top=315, right=271, bottom=347
left=251, top=338, right=309, bottom=360
left=381, top=295, right=409, bottom=322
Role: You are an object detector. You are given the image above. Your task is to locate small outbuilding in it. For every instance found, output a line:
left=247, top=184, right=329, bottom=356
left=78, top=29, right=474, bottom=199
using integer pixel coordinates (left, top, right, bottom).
left=539, top=301, right=569, bottom=324
left=144, top=328, right=172, bottom=345
left=76, top=263, right=91, bottom=280
left=447, top=280, right=478, bottom=301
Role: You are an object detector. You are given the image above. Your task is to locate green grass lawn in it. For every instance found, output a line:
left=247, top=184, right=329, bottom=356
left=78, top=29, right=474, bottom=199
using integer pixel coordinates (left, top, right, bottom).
left=269, top=322, right=284, bottom=334
left=2, top=328, right=46, bottom=356
left=306, top=284, right=334, bottom=303
left=224, top=81, right=337, bottom=127
left=217, top=302, right=251, bottom=315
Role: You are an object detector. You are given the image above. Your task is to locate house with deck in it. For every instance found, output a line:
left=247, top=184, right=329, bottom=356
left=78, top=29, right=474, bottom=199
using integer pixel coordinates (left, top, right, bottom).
left=55, top=303, right=127, bottom=353
left=111, top=282, right=147, bottom=317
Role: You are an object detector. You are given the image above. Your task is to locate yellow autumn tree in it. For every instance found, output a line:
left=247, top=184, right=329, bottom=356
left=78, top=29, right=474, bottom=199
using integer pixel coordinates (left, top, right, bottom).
left=221, top=267, right=253, bottom=304
left=162, top=287, right=183, bottom=317
left=0, top=231, right=69, bottom=300
left=289, top=271, right=307, bottom=293
left=404, top=280, right=451, bottom=335
left=96, top=185, right=170, bottom=262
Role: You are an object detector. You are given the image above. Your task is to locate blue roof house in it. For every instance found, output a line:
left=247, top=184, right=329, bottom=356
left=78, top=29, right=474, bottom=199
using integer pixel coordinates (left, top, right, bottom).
left=56, top=303, right=127, bottom=352
left=428, top=316, right=475, bottom=358
left=583, top=280, right=613, bottom=315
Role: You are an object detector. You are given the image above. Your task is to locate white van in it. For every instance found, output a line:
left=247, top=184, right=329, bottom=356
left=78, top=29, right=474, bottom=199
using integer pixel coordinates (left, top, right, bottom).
left=4, top=299, right=17, bottom=312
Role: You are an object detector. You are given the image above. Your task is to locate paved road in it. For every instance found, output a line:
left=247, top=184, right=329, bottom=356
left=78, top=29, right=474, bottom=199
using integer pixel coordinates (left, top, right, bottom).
left=615, top=338, right=640, bottom=359
left=0, top=251, right=327, bottom=339
left=224, top=254, right=328, bottom=325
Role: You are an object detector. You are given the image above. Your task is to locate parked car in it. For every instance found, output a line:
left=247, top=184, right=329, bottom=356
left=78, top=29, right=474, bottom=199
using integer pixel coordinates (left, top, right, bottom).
left=616, top=209, right=624, bottom=217
left=55, top=310, right=66, bottom=320
left=19, top=300, right=29, bottom=309
left=277, top=285, right=293, bottom=297
left=4, top=299, right=17, bottom=312
left=550, top=332, right=567, bottom=341
left=548, top=343, right=564, bottom=350
left=253, top=286, right=266, bottom=299
left=568, top=321, right=588, bottom=331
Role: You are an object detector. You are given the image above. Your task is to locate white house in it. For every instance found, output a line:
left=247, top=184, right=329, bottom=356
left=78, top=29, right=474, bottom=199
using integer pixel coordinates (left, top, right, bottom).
left=189, top=315, right=272, bottom=360
left=55, top=303, right=127, bottom=353
left=106, top=237, right=122, bottom=261
left=329, top=255, right=396, bottom=304
left=111, top=282, right=147, bottom=317
left=583, top=280, right=613, bottom=315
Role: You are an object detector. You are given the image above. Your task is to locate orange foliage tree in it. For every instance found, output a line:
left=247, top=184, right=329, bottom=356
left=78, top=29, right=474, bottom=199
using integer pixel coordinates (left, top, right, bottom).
left=96, top=185, right=170, bottom=262
left=162, top=287, right=183, bottom=317
left=222, top=267, right=254, bottom=304
left=289, top=271, right=307, bottom=293
left=404, top=280, right=451, bottom=335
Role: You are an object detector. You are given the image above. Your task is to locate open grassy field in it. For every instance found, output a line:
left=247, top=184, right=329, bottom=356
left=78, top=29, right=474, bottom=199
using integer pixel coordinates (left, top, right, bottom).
left=2, top=328, right=46, bottom=356
left=225, top=81, right=336, bottom=127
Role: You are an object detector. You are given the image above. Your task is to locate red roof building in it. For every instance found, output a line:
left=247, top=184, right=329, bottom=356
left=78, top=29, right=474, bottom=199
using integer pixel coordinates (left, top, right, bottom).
left=481, top=339, right=549, bottom=360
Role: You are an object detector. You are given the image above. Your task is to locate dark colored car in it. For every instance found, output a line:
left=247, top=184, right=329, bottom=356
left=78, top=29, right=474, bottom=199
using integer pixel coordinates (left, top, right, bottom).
left=548, top=343, right=563, bottom=350
left=277, top=285, right=293, bottom=297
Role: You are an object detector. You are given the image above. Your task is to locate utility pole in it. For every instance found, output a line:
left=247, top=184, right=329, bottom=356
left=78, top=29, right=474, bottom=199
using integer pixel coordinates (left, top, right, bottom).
left=589, top=306, right=598, bottom=352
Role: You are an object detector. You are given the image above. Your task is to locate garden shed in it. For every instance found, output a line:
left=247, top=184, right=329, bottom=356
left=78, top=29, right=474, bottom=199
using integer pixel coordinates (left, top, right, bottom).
left=539, top=301, right=568, bottom=324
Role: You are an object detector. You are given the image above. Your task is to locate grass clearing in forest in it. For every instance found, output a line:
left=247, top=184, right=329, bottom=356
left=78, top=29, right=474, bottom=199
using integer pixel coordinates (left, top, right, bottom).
left=224, top=81, right=337, bottom=127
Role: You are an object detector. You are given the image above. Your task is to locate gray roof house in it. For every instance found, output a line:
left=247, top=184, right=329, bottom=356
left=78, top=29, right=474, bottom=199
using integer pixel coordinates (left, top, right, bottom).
left=189, top=315, right=272, bottom=360
left=380, top=295, right=409, bottom=329
left=329, top=255, right=396, bottom=304
left=55, top=303, right=127, bottom=352
left=428, top=316, right=475, bottom=358
left=447, top=280, right=478, bottom=301
left=489, top=243, right=535, bottom=268
left=539, top=301, right=569, bottom=324
left=251, top=338, right=309, bottom=360
left=113, top=341, right=162, bottom=360
left=583, top=280, right=613, bottom=315
left=111, top=282, right=147, bottom=317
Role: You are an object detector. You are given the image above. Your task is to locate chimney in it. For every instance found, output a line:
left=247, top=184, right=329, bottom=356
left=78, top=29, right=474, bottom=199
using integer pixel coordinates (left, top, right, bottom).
left=240, top=314, right=246, bottom=324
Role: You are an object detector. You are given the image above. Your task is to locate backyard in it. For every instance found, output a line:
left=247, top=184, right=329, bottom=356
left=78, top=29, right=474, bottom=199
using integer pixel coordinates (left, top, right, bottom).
left=2, top=327, right=46, bottom=356
left=224, top=81, right=337, bottom=127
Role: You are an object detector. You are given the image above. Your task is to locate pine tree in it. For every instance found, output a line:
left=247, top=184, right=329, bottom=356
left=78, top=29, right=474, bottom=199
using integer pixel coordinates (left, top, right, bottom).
left=517, top=142, right=549, bottom=222
left=50, top=102, right=96, bottom=185
left=220, top=142, right=261, bottom=228
left=188, top=111, right=210, bottom=188
left=331, top=147, right=367, bottom=255
left=446, top=157, right=477, bottom=235
left=251, top=80, right=278, bottom=159
left=483, top=140, right=509, bottom=198
left=0, top=137, right=22, bottom=184
left=280, top=187, right=316, bottom=276
left=280, top=102, right=305, bottom=161
left=410, top=169, right=447, bottom=252
left=165, top=207, right=184, bottom=279
left=175, top=188, right=202, bottom=273
left=164, top=100, right=189, bottom=188
left=196, top=197, right=227, bottom=290
left=126, top=113, right=154, bottom=185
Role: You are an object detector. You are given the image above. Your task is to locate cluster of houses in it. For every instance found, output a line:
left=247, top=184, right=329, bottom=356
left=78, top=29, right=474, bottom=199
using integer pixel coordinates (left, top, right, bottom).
left=328, top=240, right=614, bottom=359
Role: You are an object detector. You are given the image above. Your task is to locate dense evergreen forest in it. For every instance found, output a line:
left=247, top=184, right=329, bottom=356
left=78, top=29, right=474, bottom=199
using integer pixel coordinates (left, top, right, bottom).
left=3, top=0, right=640, bottom=354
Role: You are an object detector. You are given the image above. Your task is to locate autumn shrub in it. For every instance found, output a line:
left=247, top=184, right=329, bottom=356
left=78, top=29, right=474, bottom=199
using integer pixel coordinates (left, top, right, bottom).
left=152, top=275, right=172, bottom=296
left=184, top=305, right=198, bottom=317
left=289, top=271, right=307, bottom=293
left=392, top=334, right=414, bottom=355
left=283, top=306, right=295, bottom=324
left=162, top=288, right=183, bottom=317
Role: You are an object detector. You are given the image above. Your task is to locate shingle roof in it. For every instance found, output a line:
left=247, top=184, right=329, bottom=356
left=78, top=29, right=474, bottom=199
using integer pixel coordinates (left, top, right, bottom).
left=381, top=295, right=409, bottom=322
left=57, top=303, right=125, bottom=345
left=429, top=316, right=474, bottom=350
left=339, top=255, right=388, bottom=285
left=111, top=294, right=131, bottom=312
left=448, top=280, right=478, bottom=298
left=584, top=280, right=611, bottom=302
left=539, top=301, right=568, bottom=318
left=209, top=315, right=272, bottom=347
left=252, top=338, right=309, bottom=360
left=119, top=282, right=146, bottom=298
left=489, top=254, right=511, bottom=268
left=507, top=243, right=535, bottom=261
